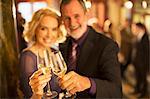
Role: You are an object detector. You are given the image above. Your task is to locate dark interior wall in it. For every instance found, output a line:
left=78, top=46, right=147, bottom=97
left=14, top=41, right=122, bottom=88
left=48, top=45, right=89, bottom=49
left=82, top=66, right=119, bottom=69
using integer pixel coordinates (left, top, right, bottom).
left=0, top=0, right=19, bottom=98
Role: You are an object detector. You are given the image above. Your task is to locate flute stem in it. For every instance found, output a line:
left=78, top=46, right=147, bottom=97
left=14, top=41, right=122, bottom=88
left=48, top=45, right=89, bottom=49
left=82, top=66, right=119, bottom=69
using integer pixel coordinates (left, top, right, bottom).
left=47, top=82, right=52, bottom=95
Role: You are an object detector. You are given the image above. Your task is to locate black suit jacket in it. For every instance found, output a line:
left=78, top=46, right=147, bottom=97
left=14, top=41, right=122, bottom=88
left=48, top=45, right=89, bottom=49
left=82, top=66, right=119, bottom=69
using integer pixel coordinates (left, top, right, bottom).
left=59, top=27, right=122, bottom=98
left=133, top=33, right=150, bottom=73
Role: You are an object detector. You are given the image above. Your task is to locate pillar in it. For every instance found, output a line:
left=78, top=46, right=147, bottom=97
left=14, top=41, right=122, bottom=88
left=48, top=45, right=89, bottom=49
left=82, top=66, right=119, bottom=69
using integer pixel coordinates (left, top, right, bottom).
left=0, top=0, right=19, bottom=98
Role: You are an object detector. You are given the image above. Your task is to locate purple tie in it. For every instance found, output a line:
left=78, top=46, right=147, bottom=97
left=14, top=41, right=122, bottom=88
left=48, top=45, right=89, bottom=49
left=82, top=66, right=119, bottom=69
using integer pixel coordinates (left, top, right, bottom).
left=68, top=42, right=78, bottom=71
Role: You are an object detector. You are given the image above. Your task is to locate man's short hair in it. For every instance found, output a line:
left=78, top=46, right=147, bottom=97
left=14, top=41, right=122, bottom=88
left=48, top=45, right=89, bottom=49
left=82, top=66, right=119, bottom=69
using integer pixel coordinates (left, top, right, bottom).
left=60, top=0, right=87, bottom=13
left=136, top=23, right=146, bottom=31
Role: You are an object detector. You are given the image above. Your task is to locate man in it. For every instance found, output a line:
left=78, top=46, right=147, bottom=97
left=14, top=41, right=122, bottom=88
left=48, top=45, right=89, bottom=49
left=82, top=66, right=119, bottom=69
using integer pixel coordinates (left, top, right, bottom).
left=119, top=19, right=133, bottom=78
left=131, top=23, right=150, bottom=98
left=59, top=0, right=122, bottom=98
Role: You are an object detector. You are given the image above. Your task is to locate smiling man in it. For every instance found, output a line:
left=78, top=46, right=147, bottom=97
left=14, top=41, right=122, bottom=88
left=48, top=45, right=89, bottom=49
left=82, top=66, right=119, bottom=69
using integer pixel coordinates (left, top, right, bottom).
left=59, top=0, right=122, bottom=98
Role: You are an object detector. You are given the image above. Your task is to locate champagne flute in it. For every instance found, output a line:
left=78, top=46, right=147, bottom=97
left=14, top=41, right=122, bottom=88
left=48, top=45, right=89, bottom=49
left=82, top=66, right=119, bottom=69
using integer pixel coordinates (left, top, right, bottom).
left=50, top=51, right=67, bottom=77
left=37, top=49, right=58, bottom=99
left=50, top=50, right=76, bottom=98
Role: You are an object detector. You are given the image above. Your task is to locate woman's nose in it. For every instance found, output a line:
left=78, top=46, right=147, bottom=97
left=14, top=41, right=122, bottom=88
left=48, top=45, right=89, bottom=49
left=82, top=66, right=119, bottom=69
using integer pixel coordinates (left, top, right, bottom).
left=46, top=30, right=51, bottom=37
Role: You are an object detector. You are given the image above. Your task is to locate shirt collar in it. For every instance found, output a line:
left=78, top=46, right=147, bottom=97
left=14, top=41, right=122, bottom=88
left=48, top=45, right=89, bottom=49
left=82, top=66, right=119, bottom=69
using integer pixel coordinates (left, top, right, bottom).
left=70, top=27, right=89, bottom=46
left=137, top=32, right=144, bottom=41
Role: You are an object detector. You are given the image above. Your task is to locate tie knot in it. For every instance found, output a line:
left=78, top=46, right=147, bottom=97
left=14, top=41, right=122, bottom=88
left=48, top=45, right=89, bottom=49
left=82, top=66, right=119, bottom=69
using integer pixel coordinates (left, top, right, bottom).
left=72, top=42, right=78, bottom=50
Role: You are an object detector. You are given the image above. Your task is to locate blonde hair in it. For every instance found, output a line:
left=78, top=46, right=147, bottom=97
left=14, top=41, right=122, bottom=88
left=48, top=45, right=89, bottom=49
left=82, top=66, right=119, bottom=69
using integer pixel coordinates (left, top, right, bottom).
left=23, top=8, right=64, bottom=45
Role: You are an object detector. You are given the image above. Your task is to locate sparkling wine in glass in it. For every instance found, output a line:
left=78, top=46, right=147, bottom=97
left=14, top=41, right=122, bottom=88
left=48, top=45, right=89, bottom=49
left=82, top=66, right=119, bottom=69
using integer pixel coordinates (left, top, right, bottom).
left=50, top=51, right=67, bottom=76
left=37, top=49, right=58, bottom=99
left=50, top=50, right=76, bottom=98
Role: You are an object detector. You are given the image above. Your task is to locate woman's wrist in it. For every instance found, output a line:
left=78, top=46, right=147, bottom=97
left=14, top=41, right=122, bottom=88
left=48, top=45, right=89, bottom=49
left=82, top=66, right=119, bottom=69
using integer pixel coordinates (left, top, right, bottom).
left=31, top=93, right=42, bottom=99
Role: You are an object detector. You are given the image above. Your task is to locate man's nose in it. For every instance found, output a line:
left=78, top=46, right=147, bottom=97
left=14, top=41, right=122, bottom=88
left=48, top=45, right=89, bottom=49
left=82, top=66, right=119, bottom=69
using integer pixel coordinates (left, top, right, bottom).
left=70, top=18, right=76, bottom=28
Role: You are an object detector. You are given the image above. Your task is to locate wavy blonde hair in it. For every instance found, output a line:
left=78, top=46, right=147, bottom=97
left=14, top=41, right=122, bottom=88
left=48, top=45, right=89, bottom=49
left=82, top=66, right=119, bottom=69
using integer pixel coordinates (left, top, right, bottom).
left=23, top=8, right=64, bottom=45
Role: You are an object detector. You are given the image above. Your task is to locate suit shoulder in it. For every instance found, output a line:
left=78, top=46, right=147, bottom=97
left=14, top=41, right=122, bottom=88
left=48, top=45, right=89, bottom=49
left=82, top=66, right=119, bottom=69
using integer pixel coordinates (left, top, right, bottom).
left=93, top=30, right=118, bottom=46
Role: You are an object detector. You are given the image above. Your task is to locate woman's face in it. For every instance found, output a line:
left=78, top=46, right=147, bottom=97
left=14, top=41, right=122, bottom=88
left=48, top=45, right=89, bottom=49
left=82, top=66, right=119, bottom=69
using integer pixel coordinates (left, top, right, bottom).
left=35, top=15, right=58, bottom=48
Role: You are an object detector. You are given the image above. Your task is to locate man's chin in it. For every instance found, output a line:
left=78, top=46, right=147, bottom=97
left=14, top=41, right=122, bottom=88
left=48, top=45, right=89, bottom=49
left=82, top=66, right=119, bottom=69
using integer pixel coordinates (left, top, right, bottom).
left=70, top=28, right=80, bottom=34
left=68, top=25, right=80, bottom=32
left=69, top=32, right=82, bottom=39
left=69, top=31, right=77, bottom=36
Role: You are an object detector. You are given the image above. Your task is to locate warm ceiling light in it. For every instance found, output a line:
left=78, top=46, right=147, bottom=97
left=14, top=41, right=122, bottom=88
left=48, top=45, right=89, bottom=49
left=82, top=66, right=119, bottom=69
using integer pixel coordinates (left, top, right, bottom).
left=84, top=0, right=92, bottom=9
left=124, top=1, right=133, bottom=9
left=142, top=0, right=147, bottom=9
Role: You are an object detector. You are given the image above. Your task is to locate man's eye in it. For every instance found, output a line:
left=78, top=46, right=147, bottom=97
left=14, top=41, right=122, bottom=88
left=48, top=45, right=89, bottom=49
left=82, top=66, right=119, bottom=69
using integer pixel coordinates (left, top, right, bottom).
left=75, top=15, right=79, bottom=19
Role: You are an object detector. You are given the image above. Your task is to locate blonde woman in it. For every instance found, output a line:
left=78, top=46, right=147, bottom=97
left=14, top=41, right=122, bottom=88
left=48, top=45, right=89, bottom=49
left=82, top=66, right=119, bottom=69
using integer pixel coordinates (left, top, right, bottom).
left=19, top=8, right=63, bottom=98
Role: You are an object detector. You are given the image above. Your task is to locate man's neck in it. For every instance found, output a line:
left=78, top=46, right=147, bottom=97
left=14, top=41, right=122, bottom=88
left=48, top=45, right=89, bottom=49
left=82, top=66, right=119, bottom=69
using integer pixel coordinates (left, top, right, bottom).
left=137, top=31, right=145, bottom=41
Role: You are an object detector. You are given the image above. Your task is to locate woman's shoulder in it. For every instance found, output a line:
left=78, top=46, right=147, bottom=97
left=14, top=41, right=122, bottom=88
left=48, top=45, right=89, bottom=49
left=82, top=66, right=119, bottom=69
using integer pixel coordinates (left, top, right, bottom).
left=20, top=47, right=36, bottom=58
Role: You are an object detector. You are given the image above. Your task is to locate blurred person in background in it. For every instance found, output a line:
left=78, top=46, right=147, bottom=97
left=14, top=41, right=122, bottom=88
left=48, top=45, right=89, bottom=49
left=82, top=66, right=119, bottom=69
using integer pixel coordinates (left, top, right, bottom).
left=19, top=8, right=63, bottom=98
left=16, top=11, right=27, bottom=53
left=119, top=19, right=133, bottom=78
left=131, top=22, right=150, bottom=98
left=103, top=19, right=114, bottom=40
left=89, top=18, right=104, bottom=33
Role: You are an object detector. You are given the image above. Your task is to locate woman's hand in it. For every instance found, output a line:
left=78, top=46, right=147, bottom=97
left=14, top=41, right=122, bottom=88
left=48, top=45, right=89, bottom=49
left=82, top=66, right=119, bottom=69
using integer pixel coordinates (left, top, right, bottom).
left=29, top=68, right=51, bottom=96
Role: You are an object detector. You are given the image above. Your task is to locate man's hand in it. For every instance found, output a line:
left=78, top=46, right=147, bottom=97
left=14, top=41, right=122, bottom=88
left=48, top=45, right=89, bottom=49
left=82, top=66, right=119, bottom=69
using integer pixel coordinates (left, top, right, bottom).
left=58, top=71, right=91, bottom=95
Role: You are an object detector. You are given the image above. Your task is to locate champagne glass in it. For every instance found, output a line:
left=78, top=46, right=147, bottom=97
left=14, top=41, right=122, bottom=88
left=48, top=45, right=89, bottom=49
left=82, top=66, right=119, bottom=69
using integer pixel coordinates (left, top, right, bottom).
left=50, top=50, right=76, bottom=98
left=37, top=49, right=58, bottom=99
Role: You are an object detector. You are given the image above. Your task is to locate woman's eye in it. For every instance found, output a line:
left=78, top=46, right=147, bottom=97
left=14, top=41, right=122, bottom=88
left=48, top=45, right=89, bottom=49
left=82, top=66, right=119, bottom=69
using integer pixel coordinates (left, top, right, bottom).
left=40, top=26, right=48, bottom=31
left=40, top=27, right=46, bottom=30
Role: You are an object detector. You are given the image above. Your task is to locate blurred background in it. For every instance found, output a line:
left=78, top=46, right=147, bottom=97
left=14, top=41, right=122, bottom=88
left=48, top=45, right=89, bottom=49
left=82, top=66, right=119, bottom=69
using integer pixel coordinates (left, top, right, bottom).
left=0, top=0, right=150, bottom=98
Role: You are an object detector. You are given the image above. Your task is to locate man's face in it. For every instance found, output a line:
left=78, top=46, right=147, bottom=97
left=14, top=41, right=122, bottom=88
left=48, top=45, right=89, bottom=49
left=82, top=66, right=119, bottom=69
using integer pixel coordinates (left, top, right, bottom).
left=131, top=24, right=138, bottom=37
left=61, top=0, right=87, bottom=40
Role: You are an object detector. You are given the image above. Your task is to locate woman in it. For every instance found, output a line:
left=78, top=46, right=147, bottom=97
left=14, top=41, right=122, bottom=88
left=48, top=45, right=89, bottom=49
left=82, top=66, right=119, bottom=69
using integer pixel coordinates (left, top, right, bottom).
left=19, top=8, right=63, bottom=98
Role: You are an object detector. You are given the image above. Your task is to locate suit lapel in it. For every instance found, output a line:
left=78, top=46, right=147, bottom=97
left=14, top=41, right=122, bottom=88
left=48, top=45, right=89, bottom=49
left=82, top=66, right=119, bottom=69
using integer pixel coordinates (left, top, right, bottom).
left=60, top=27, right=96, bottom=72
left=59, top=38, right=71, bottom=65
left=77, top=29, right=95, bottom=72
